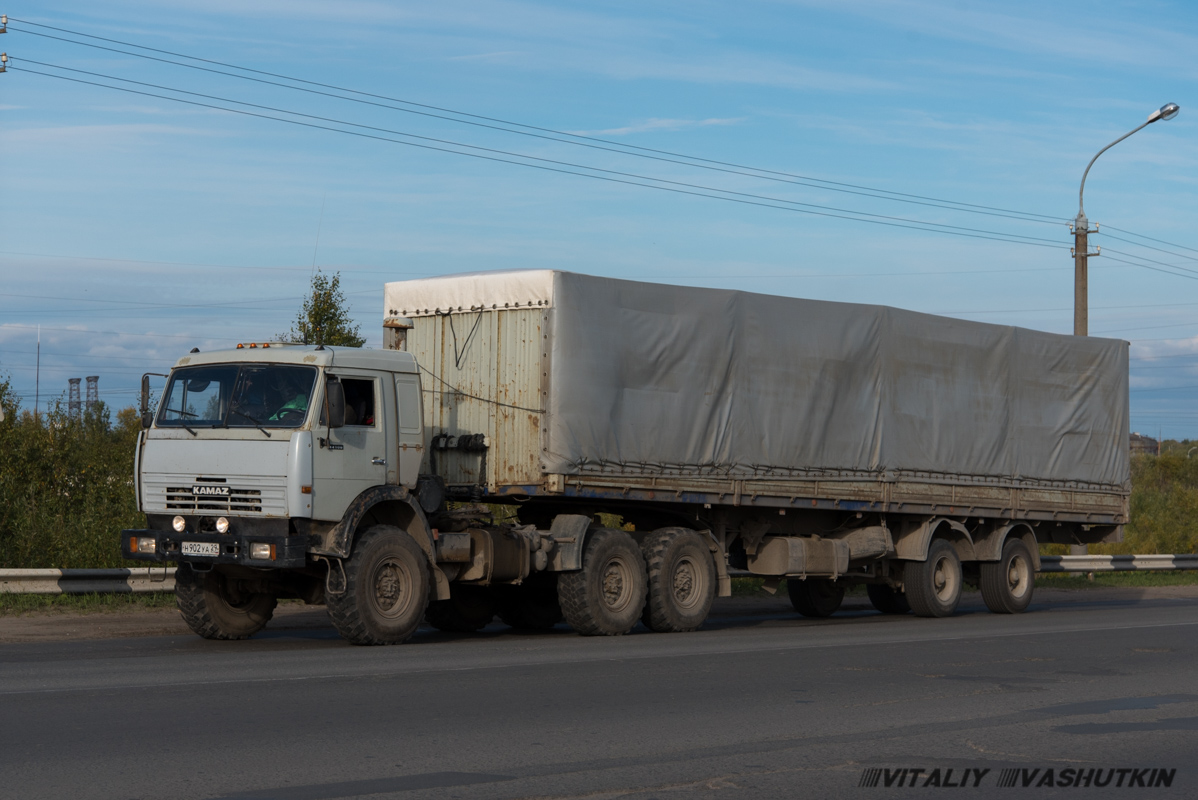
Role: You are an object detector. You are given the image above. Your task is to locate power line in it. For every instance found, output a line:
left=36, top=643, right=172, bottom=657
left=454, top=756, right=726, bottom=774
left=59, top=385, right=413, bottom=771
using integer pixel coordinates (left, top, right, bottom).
left=1093, top=231, right=1198, bottom=266
left=1097, top=254, right=1198, bottom=283
left=11, top=59, right=1070, bottom=249
left=1130, top=384, right=1198, bottom=394
left=1132, top=352, right=1198, bottom=362
left=13, top=18, right=1198, bottom=292
left=932, top=299, right=1198, bottom=316
left=0, top=323, right=243, bottom=341
left=1102, top=248, right=1198, bottom=277
left=0, top=348, right=175, bottom=363
left=1101, top=225, right=1198, bottom=257
left=1094, top=321, right=1198, bottom=336
left=8, top=18, right=1070, bottom=227
left=0, top=250, right=440, bottom=276
left=9, top=63, right=1073, bottom=252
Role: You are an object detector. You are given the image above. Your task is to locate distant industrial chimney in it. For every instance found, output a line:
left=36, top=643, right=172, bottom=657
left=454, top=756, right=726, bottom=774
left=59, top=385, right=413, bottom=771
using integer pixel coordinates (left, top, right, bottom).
left=68, top=378, right=82, bottom=420
left=85, top=376, right=99, bottom=412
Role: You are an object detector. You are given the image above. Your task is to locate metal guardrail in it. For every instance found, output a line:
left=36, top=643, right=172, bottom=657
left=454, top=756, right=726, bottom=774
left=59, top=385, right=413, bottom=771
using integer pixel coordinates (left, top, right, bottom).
left=1039, top=554, right=1198, bottom=572
left=0, top=556, right=1193, bottom=595
left=0, top=568, right=176, bottom=595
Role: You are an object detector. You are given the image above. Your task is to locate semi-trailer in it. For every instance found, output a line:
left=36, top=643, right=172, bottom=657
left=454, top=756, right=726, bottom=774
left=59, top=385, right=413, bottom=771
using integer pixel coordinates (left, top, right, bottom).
left=123, top=271, right=1130, bottom=643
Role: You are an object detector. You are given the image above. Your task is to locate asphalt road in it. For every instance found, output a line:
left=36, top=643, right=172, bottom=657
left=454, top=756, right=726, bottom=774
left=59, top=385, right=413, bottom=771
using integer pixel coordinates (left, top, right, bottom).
left=2, top=590, right=1197, bottom=799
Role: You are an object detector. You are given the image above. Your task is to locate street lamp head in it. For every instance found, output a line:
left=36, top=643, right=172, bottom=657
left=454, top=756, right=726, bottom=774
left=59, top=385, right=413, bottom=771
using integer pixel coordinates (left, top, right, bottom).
left=1147, top=103, right=1180, bottom=124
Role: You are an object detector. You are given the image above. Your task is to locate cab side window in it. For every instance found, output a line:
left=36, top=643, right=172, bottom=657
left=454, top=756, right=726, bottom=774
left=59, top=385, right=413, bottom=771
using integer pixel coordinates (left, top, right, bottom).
left=341, top=378, right=376, bottom=426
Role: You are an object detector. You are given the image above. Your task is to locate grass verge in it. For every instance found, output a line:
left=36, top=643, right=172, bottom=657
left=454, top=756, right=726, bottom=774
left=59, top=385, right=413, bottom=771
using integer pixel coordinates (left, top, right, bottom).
left=1035, top=570, right=1198, bottom=589
left=0, top=592, right=178, bottom=616
left=4, top=571, right=1196, bottom=617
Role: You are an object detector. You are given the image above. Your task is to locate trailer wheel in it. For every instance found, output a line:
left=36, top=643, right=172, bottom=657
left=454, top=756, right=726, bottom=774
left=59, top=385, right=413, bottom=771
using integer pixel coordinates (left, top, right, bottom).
left=979, top=538, right=1035, bottom=614
left=558, top=528, right=647, bottom=636
left=641, top=528, right=715, bottom=632
left=787, top=578, right=845, bottom=618
left=425, top=585, right=496, bottom=632
left=904, top=539, right=962, bottom=618
left=326, top=525, right=430, bottom=645
left=175, top=563, right=276, bottom=640
left=498, top=574, right=564, bottom=631
left=866, top=583, right=911, bottom=615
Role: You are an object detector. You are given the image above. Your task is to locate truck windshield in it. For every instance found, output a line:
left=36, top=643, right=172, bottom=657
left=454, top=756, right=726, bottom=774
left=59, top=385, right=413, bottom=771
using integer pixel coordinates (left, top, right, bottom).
left=157, top=364, right=317, bottom=429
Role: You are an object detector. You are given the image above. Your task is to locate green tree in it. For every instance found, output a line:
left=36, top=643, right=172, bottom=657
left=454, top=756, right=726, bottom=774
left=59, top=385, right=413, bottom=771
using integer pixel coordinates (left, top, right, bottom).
left=282, top=270, right=365, bottom=347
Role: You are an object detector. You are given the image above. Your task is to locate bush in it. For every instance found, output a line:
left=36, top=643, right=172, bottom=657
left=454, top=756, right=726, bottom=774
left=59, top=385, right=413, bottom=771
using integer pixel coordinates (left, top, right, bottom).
left=1091, top=453, right=1198, bottom=556
left=0, top=376, right=144, bottom=568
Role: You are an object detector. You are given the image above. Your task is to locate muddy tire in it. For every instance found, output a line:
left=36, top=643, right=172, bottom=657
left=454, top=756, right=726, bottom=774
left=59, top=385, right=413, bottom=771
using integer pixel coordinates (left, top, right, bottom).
left=641, top=528, right=716, bottom=632
left=980, top=538, right=1035, bottom=614
left=787, top=578, right=845, bottom=618
left=904, top=539, right=962, bottom=618
left=326, top=525, right=430, bottom=645
left=558, top=528, right=647, bottom=636
left=498, top=574, right=563, bottom=630
left=175, top=563, right=276, bottom=640
left=866, top=583, right=911, bottom=615
left=425, top=584, right=496, bottom=632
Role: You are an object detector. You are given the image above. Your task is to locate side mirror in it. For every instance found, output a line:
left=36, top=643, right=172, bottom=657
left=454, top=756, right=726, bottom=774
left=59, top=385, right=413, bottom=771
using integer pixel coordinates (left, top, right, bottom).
left=325, top=378, right=346, bottom=429
left=140, top=374, right=153, bottom=429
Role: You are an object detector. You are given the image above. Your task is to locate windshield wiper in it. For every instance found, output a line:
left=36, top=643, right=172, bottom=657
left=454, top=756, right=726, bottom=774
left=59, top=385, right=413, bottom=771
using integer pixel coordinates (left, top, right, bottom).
left=229, top=408, right=272, bottom=438
left=161, top=408, right=198, bottom=436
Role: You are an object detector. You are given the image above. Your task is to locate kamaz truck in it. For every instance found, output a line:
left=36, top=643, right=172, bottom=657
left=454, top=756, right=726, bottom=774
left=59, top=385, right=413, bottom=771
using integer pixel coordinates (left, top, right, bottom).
left=123, top=271, right=1130, bottom=644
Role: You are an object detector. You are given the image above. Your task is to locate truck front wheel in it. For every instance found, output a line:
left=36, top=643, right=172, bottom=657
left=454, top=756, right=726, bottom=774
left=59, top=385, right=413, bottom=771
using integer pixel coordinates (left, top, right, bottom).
left=904, top=539, right=962, bottom=618
left=558, top=528, right=647, bottom=636
left=327, top=525, right=430, bottom=645
left=175, top=563, right=277, bottom=640
left=641, top=528, right=716, bottom=632
left=979, top=538, right=1035, bottom=614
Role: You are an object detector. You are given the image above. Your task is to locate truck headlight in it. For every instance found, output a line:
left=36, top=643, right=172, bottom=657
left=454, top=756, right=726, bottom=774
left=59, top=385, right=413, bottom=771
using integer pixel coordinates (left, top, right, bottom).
left=215, top=517, right=229, bottom=534
left=129, top=536, right=156, bottom=554
left=249, top=542, right=276, bottom=561
left=172, top=516, right=187, bottom=533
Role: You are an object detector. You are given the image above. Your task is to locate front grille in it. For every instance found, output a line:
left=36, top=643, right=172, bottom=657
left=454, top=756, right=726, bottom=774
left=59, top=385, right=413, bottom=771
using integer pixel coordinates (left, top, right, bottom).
left=143, top=474, right=287, bottom=516
left=165, top=486, right=264, bottom=513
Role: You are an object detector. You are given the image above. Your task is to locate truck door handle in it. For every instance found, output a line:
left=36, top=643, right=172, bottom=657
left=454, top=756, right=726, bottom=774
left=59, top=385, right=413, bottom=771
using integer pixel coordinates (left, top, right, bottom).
left=372, top=457, right=387, bottom=465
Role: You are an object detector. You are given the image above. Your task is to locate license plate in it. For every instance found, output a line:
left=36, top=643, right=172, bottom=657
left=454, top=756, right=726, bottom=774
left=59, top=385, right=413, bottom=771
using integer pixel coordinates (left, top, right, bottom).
left=182, top=541, right=220, bottom=557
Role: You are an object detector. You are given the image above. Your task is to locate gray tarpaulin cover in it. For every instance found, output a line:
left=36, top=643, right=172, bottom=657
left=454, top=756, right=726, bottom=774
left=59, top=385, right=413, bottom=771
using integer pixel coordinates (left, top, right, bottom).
left=390, top=271, right=1131, bottom=489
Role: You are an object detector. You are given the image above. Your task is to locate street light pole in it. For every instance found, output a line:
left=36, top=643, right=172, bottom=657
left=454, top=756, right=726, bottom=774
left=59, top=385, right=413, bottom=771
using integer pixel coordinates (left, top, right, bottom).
left=1073, top=102, right=1179, bottom=336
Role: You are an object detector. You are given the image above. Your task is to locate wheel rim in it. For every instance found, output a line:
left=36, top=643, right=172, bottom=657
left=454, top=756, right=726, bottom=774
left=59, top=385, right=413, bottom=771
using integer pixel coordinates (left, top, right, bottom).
left=371, top=557, right=416, bottom=620
left=212, top=574, right=257, bottom=613
left=671, top=556, right=703, bottom=610
left=1007, top=553, right=1031, bottom=599
left=931, top=554, right=960, bottom=603
left=600, top=555, right=635, bottom=613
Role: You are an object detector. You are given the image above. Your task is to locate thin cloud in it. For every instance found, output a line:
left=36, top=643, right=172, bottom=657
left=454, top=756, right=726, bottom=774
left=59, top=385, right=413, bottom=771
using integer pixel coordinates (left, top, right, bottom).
left=572, top=117, right=743, bottom=136
left=446, top=51, right=523, bottom=62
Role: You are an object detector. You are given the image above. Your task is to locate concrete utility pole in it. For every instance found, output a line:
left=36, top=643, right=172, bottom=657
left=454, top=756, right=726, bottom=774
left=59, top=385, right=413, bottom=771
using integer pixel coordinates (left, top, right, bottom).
left=1074, top=103, right=1179, bottom=336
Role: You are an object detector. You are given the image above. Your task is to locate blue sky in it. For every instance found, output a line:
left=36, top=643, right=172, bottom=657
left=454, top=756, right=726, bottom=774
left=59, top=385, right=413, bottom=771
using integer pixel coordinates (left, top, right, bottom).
left=2, top=0, right=1197, bottom=436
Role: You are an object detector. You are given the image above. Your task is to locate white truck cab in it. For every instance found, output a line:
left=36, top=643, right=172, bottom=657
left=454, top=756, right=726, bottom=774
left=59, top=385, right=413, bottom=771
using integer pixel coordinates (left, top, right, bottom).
left=123, top=343, right=446, bottom=642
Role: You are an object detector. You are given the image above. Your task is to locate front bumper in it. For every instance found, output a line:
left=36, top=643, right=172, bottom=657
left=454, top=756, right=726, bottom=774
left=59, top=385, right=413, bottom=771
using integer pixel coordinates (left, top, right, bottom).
left=122, top=528, right=307, bottom=569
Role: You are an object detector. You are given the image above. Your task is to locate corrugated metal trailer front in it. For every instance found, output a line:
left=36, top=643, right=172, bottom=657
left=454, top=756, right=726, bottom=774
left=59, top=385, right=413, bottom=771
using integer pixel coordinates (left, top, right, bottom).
left=400, top=305, right=547, bottom=491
